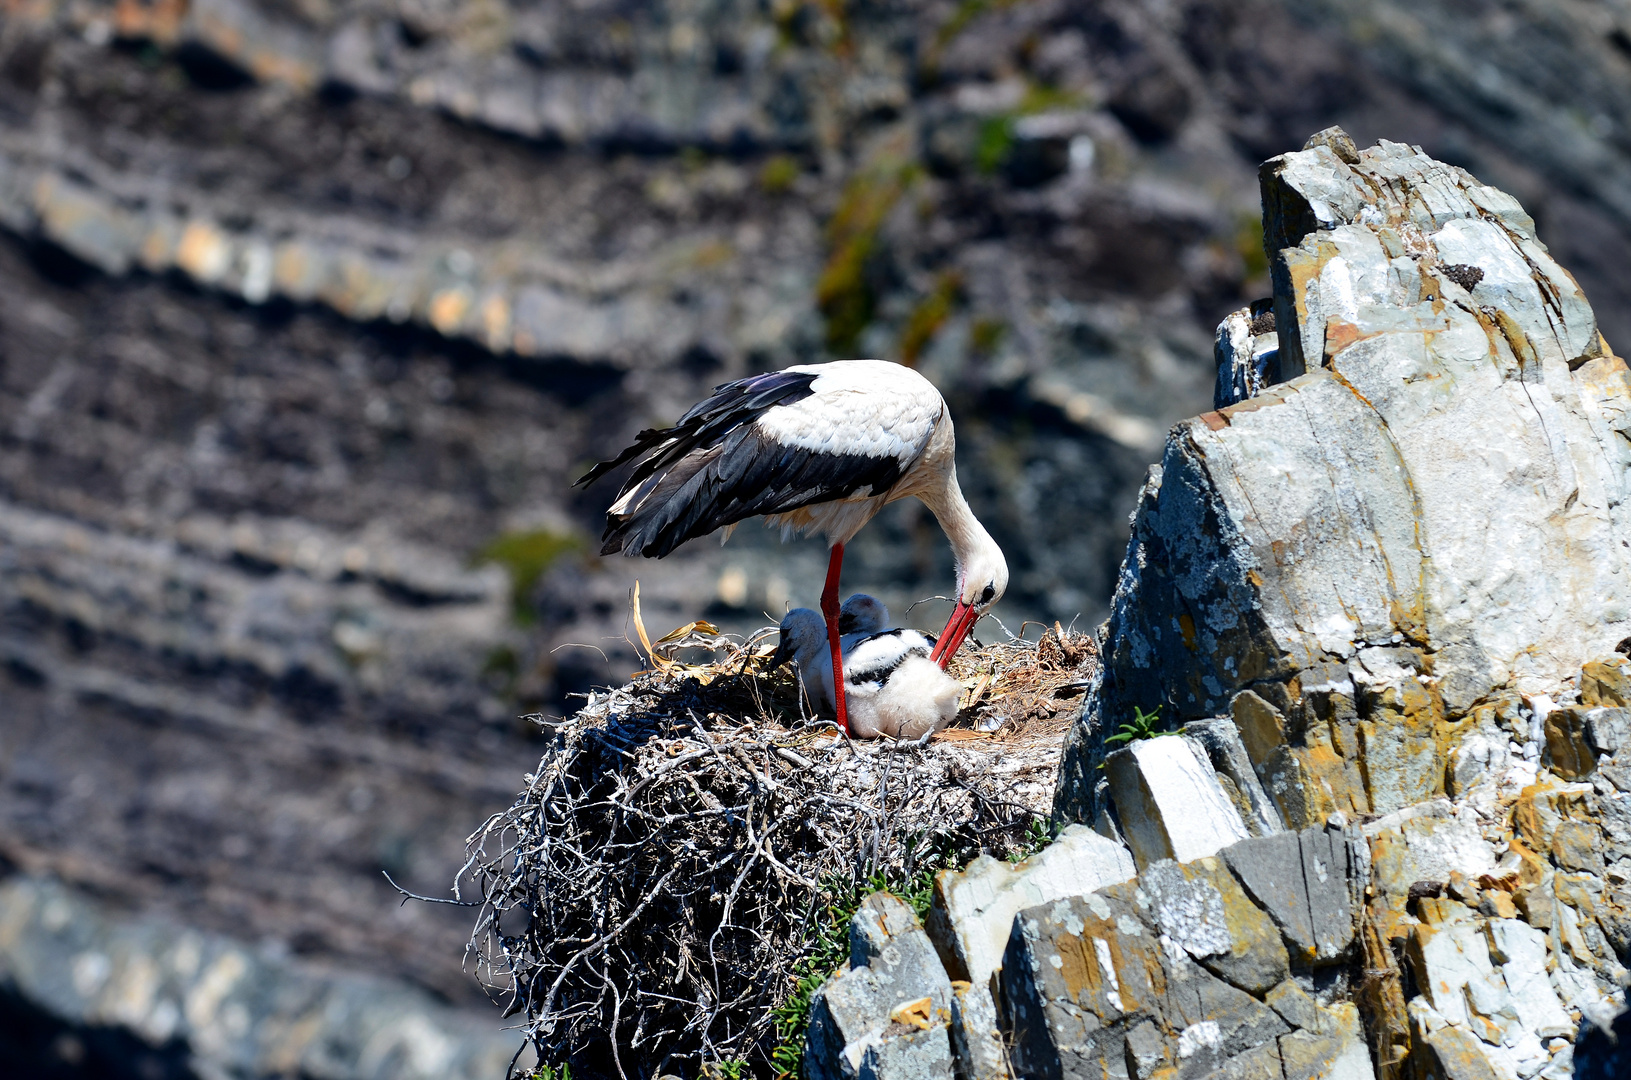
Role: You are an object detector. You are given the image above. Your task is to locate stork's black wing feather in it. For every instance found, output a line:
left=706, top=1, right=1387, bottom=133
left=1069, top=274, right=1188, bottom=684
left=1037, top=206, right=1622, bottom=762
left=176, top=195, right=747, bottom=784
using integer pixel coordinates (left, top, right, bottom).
left=574, top=370, right=821, bottom=490
left=586, top=369, right=925, bottom=558
left=610, top=428, right=907, bottom=557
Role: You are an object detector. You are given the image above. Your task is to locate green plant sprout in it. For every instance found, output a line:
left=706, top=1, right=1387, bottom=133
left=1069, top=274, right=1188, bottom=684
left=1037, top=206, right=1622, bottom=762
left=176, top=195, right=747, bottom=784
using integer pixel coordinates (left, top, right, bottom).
left=1105, top=703, right=1163, bottom=748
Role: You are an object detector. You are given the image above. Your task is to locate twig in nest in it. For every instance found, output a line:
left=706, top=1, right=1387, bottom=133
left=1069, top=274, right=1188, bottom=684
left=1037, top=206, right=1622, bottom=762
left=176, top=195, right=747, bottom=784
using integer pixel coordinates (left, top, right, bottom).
left=382, top=870, right=479, bottom=907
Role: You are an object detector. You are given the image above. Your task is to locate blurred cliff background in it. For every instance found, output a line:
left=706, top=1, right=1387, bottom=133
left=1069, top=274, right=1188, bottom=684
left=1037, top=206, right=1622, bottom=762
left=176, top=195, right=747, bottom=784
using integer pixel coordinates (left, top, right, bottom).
left=5, top=0, right=1631, bottom=1075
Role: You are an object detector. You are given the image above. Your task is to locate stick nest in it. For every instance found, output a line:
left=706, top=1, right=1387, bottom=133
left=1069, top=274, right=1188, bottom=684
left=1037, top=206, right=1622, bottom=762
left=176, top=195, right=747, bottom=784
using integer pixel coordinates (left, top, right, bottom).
left=459, top=618, right=1098, bottom=1078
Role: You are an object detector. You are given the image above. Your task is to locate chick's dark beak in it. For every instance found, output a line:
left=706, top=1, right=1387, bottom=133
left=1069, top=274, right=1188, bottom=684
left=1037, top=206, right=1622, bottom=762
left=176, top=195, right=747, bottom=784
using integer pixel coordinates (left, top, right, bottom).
left=768, top=637, right=795, bottom=671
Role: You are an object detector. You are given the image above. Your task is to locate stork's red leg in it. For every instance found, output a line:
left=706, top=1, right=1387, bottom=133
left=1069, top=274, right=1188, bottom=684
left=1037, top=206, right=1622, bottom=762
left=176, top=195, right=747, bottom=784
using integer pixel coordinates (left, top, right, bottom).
left=820, top=543, right=848, bottom=734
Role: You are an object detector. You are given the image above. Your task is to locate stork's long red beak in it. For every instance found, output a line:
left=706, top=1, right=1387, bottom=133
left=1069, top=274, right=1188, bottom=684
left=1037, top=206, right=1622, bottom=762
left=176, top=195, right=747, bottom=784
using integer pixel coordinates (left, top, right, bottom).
left=930, top=601, right=980, bottom=668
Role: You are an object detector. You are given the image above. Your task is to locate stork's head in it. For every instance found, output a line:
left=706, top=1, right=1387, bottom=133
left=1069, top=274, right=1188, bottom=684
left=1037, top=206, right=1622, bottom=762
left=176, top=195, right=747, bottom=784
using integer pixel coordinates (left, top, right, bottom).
left=930, top=541, right=1008, bottom=667
left=769, top=608, right=827, bottom=671
left=838, top=593, right=889, bottom=636
left=769, top=607, right=837, bottom=714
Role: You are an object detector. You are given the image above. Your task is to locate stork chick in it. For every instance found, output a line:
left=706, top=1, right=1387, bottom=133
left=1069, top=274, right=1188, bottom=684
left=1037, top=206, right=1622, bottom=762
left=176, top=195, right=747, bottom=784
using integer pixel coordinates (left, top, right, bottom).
left=772, top=596, right=962, bottom=739
left=771, top=594, right=889, bottom=715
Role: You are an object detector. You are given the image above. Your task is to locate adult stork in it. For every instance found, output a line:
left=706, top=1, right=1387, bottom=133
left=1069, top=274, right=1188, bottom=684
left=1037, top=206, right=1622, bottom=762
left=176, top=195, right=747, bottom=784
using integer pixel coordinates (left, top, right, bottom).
left=576, top=359, right=1008, bottom=733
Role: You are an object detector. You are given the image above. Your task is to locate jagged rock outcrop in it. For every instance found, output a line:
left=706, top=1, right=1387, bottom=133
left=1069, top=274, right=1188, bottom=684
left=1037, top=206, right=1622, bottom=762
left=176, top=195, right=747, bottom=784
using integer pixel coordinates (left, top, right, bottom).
left=807, top=894, right=957, bottom=1080
left=1058, top=131, right=1631, bottom=826
left=802, top=132, right=1631, bottom=1080
left=806, top=659, right=1631, bottom=1080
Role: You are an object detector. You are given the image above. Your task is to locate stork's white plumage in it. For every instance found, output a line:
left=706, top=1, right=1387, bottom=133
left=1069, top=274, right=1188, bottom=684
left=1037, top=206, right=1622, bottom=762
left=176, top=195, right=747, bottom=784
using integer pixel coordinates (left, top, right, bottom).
left=772, top=598, right=961, bottom=740
left=578, top=359, right=1007, bottom=734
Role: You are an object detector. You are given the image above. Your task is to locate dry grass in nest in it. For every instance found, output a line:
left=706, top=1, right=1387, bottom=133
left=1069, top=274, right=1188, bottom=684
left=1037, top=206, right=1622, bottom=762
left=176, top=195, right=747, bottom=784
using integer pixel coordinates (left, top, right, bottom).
left=946, top=619, right=1100, bottom=738
left=458, top=593, right=1100, bottom=1078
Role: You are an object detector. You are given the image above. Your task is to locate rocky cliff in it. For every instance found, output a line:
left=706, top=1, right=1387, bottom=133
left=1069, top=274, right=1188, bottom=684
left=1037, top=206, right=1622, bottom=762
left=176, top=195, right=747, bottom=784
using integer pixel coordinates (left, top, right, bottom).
left=801, top=132, right=1631, bottom=1080
left=8, top=0, right=1631, bottom=1076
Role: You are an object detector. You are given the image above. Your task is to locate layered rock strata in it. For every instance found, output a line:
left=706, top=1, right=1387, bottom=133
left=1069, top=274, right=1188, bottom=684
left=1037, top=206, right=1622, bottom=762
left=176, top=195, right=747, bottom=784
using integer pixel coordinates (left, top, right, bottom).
left=0, top=876, right=515, bottom=1079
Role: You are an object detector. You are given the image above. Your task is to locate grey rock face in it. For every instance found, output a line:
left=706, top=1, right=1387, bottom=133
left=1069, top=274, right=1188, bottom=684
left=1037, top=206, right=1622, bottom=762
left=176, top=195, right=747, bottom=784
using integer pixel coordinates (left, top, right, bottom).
left=1103, top=734, right=1250, bottom=867
left=1179, top=716, right=1285, bottom=837
left=1220, top=826, right=1358, bottom=964
left=948, top=978, right=1008, bottom=1080
left=1585, top=708, right=1631, bottom=756
left=806, top=894, right=955, bottom=1080
left=929, top=825, right=1136, bottom=991
left=0, top=876, right=516, bottom=1080
left=1040, top=133, right=1631, bottom=1080
left=928, top=825, right=1135, bottom=1080
left=997, top=867, right=1368, bottom=1080
left=1057, top=131, right=1631, bottom=826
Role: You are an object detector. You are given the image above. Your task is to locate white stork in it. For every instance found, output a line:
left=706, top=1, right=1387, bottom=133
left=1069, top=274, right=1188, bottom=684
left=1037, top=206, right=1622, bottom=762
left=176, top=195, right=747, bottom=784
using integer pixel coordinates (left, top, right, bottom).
left=577, top=359, right=1008, bottom=734
left=772, top=597, right=961, bottom=739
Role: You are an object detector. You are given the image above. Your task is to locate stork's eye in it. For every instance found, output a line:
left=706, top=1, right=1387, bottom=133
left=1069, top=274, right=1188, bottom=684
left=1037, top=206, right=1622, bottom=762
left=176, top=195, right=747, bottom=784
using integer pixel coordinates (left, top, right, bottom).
left=978, top=584, right=996, bottom=605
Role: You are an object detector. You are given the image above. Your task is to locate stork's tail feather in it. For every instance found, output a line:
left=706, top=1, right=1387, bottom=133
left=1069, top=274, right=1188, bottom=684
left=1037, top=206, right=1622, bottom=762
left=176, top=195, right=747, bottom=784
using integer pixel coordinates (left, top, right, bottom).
left=576, top=370, right=820, bottom=492
left=574, top=427, right=669, bottom=489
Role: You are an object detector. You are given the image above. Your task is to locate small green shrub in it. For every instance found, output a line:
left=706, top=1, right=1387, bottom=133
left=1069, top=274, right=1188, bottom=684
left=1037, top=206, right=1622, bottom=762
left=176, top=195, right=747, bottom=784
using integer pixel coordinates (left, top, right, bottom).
left=898, top=272, right=962, bottom=367
left=474, top=529, right=581, bottom=624
left=1008, top=817, right=1053, bottom=863
left=760, top=155, right=801, bottom=194
left=969, top=317, right=1006, bottom=356
left=1105, top=704, right=1163, bottom=748
left=973, top=115, right=1015, bottom=175
left=816, top=162, right=920, bottom=354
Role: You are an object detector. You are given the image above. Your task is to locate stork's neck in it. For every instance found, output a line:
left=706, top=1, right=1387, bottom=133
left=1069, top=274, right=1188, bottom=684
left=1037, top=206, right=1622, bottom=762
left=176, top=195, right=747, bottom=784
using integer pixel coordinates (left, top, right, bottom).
left=921, top=464, right=1002, bottom=587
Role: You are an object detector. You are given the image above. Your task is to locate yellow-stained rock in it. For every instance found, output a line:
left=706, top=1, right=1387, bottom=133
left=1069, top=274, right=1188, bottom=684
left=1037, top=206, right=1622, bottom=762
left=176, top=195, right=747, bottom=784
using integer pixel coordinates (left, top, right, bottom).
left=1514, top=884, right=1554, bottom=930
left=1277, top=1001, right=1373, bottom=1079
left=429, top=286, right=474, bottom=335
left=1511, top=780, right=1595, bottom=851
left=1421, top=1023, right=1503, bottom=1080
left=1415, top=897, right=1472, bottom=925
left=1234, top=689, right=1288, bottom=765
left=1357, top=907, right=1412, bottom=1080
left=176, top=220, right=230, bottom=283
left=1552, top=821, right=1605, bottom=875
left=1469, top=692, right=1528, bottom=743
left=1179, top=856, right=1291, bottom=994
left=1545, top=706, right=1597, bottom=779
left=1288, top=743, right=1353, bottom=824
left=1582, top=654, right=1631, bottom=708
left=1505, top=837, right=1549, bottom=889
left=1358, top=679, right=1446, bottom=814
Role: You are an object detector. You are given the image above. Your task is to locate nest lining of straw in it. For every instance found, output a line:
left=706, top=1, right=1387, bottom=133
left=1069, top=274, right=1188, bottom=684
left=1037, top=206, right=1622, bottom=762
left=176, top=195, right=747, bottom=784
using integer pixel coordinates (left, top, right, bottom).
left=459, top=608, right=1098, bottom=1077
